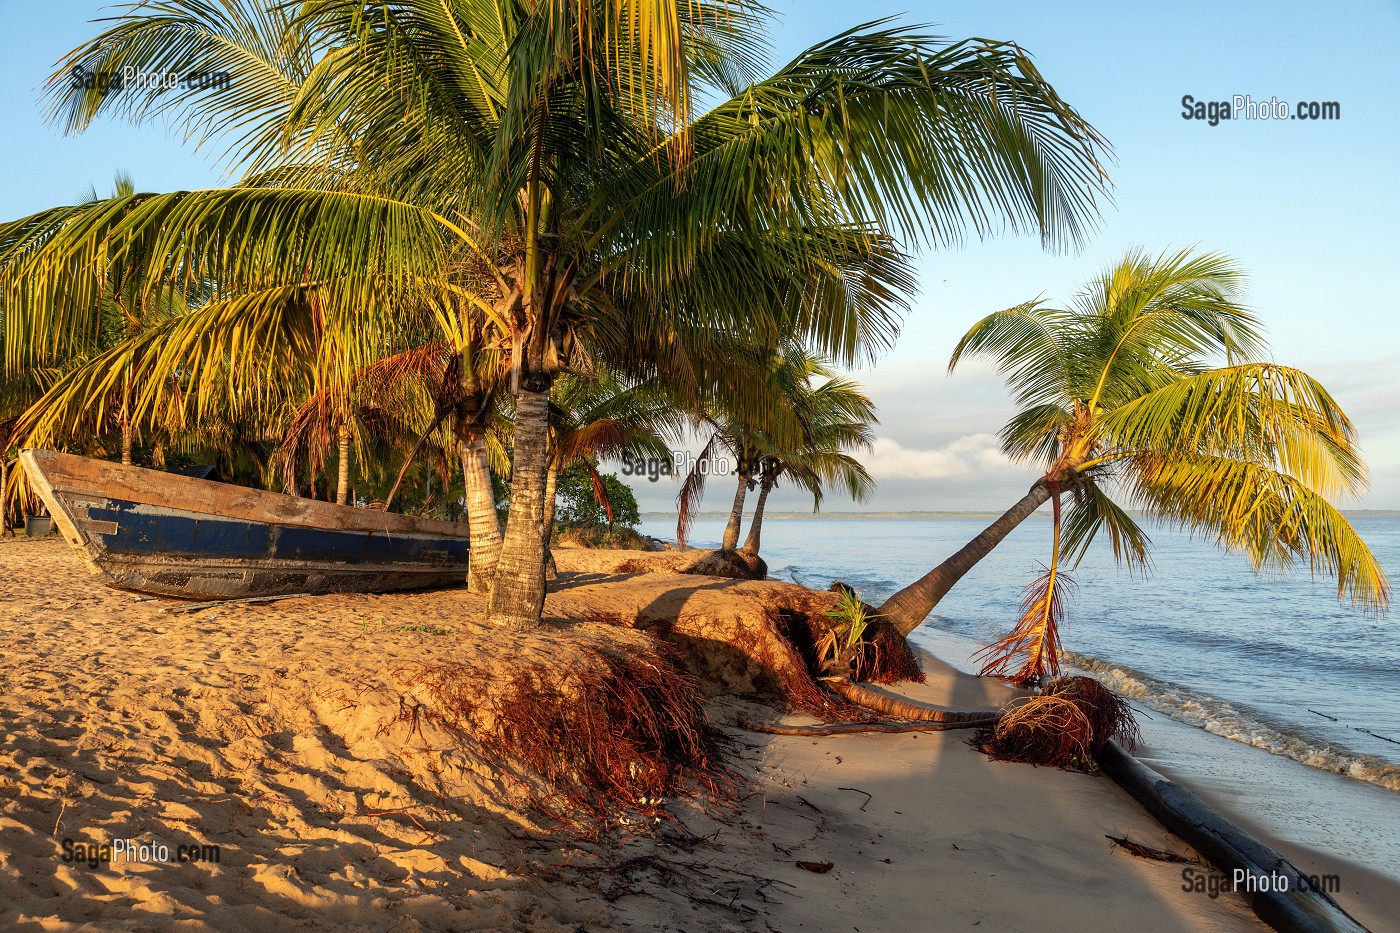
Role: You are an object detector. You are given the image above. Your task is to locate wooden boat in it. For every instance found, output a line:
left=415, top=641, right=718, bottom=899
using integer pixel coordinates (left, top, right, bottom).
left=20, top=449, right=470, bottom=600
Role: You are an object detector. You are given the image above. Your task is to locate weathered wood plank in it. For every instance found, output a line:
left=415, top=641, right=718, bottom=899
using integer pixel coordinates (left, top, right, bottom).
left=20, top=450, right=467, bottom=538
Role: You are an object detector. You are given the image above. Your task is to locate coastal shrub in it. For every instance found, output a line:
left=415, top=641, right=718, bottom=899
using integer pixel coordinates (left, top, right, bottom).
left=555, top=524, right=652, bottom=550
left=556, top=464, right=640, bottom=530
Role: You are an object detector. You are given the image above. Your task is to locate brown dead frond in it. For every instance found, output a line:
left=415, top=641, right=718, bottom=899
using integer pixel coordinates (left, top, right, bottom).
left=976, top=564, right=1076, bottom=686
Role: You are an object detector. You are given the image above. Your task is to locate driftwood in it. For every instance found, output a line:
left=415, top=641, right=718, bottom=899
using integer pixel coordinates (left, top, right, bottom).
left=824, top=678, right=997, bottom=723
left=739, top=717, right=996, bottom=736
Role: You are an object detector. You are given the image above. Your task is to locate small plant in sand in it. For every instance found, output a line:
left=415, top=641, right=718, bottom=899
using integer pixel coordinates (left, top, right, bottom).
left=359, top=617, right=454, bottom=636
left=816, top=588, right=876, bottom=679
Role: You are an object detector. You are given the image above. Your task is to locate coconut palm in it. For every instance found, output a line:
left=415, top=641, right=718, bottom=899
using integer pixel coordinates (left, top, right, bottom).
left=677, top=344, right=876, bottom=554
left=675, top=342, right=830, bottom=550
left=7, top=0, right=1112, bottom=627
left=876, top=248, right=1390, bottom=683
left=738, top=376, right=878, bottom=557
left=545, top=370, right=682, bottom=541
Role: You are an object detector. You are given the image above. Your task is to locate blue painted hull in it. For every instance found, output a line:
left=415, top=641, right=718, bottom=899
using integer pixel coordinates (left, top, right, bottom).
left=21, top=450, right=471, bottom=599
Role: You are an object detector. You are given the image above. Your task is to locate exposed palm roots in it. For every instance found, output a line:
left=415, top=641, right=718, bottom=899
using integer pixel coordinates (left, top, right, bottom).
left=974, top=675, right=1139, bottom=771
left=396, top=626, right=728, bottom=815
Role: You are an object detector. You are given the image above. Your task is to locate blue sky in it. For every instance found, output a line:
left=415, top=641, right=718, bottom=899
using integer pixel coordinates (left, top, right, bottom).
left=3, top=1, right=1397, bottom=510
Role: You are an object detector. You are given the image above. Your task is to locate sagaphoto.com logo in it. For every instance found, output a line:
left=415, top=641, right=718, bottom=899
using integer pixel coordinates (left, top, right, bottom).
left=1181, top=94, right=1340, bottom=126
left=69, top=65, right=233, bottom=94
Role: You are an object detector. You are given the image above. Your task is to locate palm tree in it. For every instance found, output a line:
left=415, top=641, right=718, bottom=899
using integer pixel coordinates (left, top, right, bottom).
left=738, top=375, right=878, bottom=557
left=545, top=370, right=682, bottom=545
left=677, top=345, right=876, bottom=555
left=7, top=0, right=1112, bottom=627
left=876, top=248, right=1390, bottom=683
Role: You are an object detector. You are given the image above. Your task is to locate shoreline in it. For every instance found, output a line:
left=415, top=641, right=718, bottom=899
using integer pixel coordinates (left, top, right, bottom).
left=710, top=649, right=1263, bottom=932
left=0, top=536, right=1389, bottom=930
left=915, top=626, right=1400, bottom=932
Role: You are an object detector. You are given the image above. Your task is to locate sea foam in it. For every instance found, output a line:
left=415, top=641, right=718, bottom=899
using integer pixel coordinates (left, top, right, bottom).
left=1062, top=649, right=1400, bottom=792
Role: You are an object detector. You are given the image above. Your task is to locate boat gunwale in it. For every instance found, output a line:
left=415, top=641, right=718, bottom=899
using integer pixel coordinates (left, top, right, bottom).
left=20, top=449, right=470, bottom=540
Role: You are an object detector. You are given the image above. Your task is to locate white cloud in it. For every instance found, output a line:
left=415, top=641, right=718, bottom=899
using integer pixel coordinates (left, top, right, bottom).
left=864, top=433, right=1017, bottom=480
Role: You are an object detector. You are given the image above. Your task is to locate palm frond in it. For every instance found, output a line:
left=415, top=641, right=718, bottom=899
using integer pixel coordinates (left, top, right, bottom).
left=1125, top=452, right=1389, bottom=611
left=976, top=563, right=1075, bottom=685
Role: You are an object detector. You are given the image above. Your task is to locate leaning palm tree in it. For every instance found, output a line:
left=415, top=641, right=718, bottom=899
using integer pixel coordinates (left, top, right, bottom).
left=876, top=248, right=1390, bottom=684
left=10, top=0, right=1112, bottom=628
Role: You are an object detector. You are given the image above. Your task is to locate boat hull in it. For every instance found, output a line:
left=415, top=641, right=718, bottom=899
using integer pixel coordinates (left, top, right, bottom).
left=20, top=450, right=470, bottom=600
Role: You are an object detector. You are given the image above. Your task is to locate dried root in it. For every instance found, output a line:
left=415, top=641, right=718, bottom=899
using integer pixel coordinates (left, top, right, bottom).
left=974, top=675, right=1139, bottom=772
left=1106, top=835, right=1199, bottom=864
left=396, top=627, right=729, bottom=816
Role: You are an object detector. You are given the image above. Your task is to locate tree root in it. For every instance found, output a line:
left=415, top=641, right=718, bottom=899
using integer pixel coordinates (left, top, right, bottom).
left=823, top=677, right=997, bottom=723
left=738, top=717, right=996, bottom=736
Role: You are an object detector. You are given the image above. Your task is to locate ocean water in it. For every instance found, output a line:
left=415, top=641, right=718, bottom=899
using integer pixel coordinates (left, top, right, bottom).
left=641, top=514, right=1400, bottom=878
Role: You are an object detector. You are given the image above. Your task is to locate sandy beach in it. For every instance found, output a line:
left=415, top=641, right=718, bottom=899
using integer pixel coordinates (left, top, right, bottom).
left=0, top=536, right=1331, bottom=931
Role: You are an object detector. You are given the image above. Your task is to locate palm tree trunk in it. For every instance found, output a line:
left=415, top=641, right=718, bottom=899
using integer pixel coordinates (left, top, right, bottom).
left=721, top=471, right=750, bottom=550
left=0, top=456, right=10, bottom=537
left=120, top=372, right=134, bottom=466
left=878, top=480, right=1051, bottom=637
left=487, top=383, right=551, bottom=627
left=740, top=475, right=775, bottom=555
left=461, top=437, right=502, bottom=593
left=336, top=425, right=351, bottom=506
left=542, top=460, right=559, bottom=580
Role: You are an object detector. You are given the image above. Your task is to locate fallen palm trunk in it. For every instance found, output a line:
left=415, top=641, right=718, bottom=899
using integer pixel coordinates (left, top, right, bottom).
left=740, top=717, right=997, bottom=736
left=824, top=677, right=995, bottom=723
left=1097, top=740, right=1370, bottom=933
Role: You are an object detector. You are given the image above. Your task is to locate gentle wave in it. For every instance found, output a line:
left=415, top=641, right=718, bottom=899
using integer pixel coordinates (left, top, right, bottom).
left=1062, top=649, right=1400, bottom=792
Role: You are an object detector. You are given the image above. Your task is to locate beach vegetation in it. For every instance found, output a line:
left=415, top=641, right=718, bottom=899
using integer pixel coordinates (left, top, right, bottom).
left=878, top=248, right=1391, bottom=684
left=815, top=586, right=875, bottom=678
left=555, top=463, right=641, bottom=532
left=2, top=0, right=1112, bottom=628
